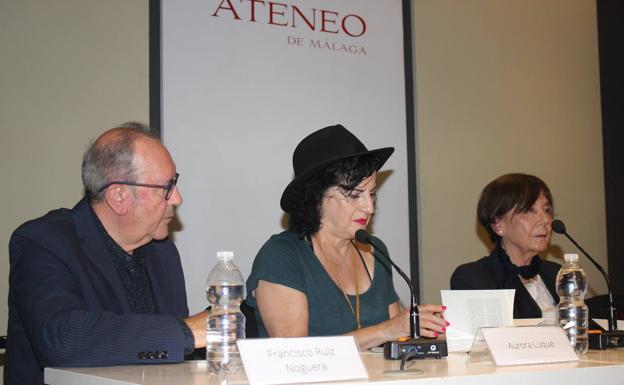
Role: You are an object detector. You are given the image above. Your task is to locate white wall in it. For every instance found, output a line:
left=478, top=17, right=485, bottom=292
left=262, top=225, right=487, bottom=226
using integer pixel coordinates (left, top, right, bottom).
left=413, top=0, right=606, bottom=304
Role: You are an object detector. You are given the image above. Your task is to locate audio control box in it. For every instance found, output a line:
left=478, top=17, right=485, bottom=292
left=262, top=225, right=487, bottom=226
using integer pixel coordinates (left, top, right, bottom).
left=383, top=339, right=448, bottom=360
left=589, top=330, right=624, bottom=350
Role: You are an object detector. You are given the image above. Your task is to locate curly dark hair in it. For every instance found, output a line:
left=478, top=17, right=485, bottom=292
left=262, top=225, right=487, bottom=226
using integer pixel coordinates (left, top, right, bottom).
left=477, top=173, right=553, bottom=244
left=284, top=154, right=381, bottom=238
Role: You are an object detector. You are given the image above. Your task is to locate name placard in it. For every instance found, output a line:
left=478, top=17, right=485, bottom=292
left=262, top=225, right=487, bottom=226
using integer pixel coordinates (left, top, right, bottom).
left=237, top=336, right=368, bottom=385
left=481, top=326, right=578, bottom=365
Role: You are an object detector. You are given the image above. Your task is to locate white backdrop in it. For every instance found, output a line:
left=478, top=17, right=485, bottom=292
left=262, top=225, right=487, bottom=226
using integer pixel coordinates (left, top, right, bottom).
left=161, top=0, right=413, bottom=313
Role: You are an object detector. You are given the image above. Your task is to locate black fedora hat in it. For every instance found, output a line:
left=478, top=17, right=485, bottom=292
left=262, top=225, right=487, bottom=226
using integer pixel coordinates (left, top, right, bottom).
left=280, top=124, right=394, bottom=212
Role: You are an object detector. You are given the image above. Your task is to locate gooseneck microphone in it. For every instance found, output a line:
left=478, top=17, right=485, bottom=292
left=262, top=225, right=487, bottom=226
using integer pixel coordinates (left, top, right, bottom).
left=355, top=230, right=447, bottom=361
left=552, top=219, right=618, bottom=332
left=355, top=229, right=420, bottom=338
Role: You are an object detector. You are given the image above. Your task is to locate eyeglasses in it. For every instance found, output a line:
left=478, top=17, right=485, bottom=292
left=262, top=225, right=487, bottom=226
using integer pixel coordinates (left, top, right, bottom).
left=97, top=172, right=180, bottom=200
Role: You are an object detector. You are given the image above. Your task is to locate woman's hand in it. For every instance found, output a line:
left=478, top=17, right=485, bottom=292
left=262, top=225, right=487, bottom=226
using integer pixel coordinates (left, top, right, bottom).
left=417, top=304, right=447, bottom=338
left=357, top=302, right=447, bottom=349
left=386, top=302, right=447, bottom=339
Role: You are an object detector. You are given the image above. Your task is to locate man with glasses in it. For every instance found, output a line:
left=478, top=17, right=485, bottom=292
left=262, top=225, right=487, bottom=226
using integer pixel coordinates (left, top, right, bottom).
left=6, top=123, right=207, bottom=385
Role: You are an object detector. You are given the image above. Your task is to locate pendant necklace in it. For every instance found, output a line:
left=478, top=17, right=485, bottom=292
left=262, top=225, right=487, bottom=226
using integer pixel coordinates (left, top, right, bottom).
left=313, top=239, right=362, bottom=329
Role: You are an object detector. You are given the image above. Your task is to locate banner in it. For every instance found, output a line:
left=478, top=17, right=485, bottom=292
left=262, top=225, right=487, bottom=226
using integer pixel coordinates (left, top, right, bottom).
left=158, top=0, right=413, bottom=312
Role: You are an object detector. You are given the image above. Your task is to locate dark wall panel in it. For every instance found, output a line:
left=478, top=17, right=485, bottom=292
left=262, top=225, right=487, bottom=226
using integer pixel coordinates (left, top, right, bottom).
left=597, top=0, right=624, bottom=295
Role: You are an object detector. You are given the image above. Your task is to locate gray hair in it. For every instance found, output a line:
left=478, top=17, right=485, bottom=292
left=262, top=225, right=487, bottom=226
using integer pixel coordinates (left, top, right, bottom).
left=82, top=122, right=158, bottom=202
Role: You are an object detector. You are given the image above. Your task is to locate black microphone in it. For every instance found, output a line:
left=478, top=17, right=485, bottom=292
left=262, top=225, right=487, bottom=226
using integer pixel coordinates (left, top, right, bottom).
left=355, top=230, right=447, bottom=361
left=552, top=219, right=618, bottom=332
left=355, top=229, right=420, bottom=339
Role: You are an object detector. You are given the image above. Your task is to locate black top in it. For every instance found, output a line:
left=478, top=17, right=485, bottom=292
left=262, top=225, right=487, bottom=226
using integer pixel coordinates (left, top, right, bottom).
left=450, top=245, right=561, bottom=319
left=91, top=207, right=157, bottom=315
left=91, top=205, right=195, bottom=354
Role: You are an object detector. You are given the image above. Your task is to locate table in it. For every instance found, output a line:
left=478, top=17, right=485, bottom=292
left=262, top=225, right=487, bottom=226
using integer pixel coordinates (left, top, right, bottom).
left=45, top=349, right=624, bottom=385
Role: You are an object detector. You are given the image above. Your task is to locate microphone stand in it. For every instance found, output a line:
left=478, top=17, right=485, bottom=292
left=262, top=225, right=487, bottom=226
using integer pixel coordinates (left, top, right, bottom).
left=355, top=230, right=447, bottom=361
left=553, top=220, right=623, bottom=348
left=372, top=247, right=420, bottom=339
left=559, top=231, right=618, bottom=332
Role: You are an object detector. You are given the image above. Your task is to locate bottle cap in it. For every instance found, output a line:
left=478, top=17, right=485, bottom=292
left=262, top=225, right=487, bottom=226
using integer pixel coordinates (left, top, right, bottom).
left=216, top=251, right=234, bottom=261
left=564, top=253, right=579, bottom=263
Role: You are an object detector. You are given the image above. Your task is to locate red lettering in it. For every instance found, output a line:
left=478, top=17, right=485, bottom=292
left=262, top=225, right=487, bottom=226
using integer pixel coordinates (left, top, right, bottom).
left=320, top=10, right=339, bottom=34
left=212, top=0, right=241, bottom=19
left=268, top=2, right=288, bottom=26
left=291, top=5, right=316, bottom=31
left=244, top=0, right=265, bottom=22
left=342, top=14, right=366, bottom=37
left=287, top=36, right=303, bottom=46
left=212, top=2, right=367, bottom=37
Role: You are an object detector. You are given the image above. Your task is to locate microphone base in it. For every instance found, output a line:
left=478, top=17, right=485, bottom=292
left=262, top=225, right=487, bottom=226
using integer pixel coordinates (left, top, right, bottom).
left=589, top=330, right=624, bottom=350
left=383, top=338, right=448, bottom=360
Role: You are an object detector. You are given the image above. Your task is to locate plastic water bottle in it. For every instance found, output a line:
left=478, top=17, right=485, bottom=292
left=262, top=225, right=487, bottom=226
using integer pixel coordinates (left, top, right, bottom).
left=555, top=253, right=589, bottom=354
left=206, top=251, right=246, bottom=374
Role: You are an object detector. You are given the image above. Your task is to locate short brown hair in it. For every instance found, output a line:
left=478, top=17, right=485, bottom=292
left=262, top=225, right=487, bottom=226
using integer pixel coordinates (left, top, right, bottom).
left=477, top=173, right=553, bottom=243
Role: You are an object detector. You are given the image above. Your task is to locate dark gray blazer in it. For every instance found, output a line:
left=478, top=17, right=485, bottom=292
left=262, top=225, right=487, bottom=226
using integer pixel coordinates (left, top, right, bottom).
left=6, top=198, right=190, bottom=385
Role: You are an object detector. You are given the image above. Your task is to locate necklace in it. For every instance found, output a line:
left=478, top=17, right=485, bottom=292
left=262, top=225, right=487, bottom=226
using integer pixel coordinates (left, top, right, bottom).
left=312, top=239, right=367, bottom=329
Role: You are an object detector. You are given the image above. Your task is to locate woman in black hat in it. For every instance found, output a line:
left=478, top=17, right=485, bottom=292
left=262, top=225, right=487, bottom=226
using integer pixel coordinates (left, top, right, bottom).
left=246, top=124, right=447, bottom=350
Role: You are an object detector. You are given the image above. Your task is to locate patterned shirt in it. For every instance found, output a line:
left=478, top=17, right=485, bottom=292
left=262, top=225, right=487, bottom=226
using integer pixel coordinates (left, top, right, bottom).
left=89, top=206, right=195, bottom=353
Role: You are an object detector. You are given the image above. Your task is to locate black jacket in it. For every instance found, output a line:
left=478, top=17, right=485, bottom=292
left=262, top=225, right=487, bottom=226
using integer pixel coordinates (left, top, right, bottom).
left=6, top=198, right=190, bottom=385
left=450, top=246, right=561, bottom=319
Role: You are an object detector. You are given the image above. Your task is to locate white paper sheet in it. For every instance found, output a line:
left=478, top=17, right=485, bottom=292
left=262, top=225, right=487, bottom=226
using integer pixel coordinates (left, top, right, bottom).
left=441, top=289, right=515, bottom=352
